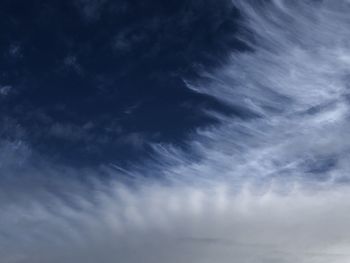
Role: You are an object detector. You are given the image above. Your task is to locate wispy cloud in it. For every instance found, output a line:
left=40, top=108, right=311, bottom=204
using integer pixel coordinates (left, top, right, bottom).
left=63, top=55, right=84, bottom=75
left=2, top=1, right=350, bottom=262
left=0, top=85, right=13, bottom=97
left=75, top=0, right=108, bottom=21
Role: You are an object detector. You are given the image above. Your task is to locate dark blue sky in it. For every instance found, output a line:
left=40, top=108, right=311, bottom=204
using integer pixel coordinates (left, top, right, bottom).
left=0, top=0, right=246, bottom=166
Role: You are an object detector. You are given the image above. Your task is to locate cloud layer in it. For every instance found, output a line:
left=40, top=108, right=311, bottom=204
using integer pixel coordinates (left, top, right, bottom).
left=2, top=1, right=350, bottom=262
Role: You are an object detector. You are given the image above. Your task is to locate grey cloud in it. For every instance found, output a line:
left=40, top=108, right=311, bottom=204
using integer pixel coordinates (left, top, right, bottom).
left=8, top=43, right=22, bottom=59
left=112, top=30, right=148, bottom=53
left=75, top=0, right=108, bottom=21
left=63, top=55, right=83, bottom=75
left=116, top=132, right=146, bottom=150
left=0, top=85, right=13, bottom=96
left=49, top=122, right=90, bottom=141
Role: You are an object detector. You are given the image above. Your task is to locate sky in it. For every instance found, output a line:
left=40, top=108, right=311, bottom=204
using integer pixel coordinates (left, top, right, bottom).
left=0, top=0, right=242, bottom=166
left=2, top=0, right=350, bottom=262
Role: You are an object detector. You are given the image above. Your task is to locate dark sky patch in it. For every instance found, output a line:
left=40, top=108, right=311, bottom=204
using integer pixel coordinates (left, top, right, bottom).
left=0, top=0, right=247, bottom=166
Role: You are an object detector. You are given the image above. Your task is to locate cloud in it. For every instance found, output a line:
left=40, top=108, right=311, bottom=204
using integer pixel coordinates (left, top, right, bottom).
left=113, top=32, right=133, bottom=52
left=2, top=178, right=350, bottom=263
left=112, top=29, right=148, bottom=53
left=75, top=0, right=108, bottom=21
left=63, top=55, right=84, bottom=75
left=49, top=122, right=90, bottom=141
left=2, top=1, right=350, bottom=263
left=0, top=85, right=13, bottom=96
left=8, top=43, right=22, bottom=59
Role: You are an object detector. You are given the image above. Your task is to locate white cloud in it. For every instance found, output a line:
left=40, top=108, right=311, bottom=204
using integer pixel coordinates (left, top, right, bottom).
left=2, top=1, right=350, bottom=262
left=2, top=181, right=350, bottom=263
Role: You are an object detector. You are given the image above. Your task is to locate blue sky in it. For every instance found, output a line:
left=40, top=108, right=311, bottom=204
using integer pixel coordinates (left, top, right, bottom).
left=2, top=1, right=350, bottom=263
left=0, top=0, right=242, bottom=166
